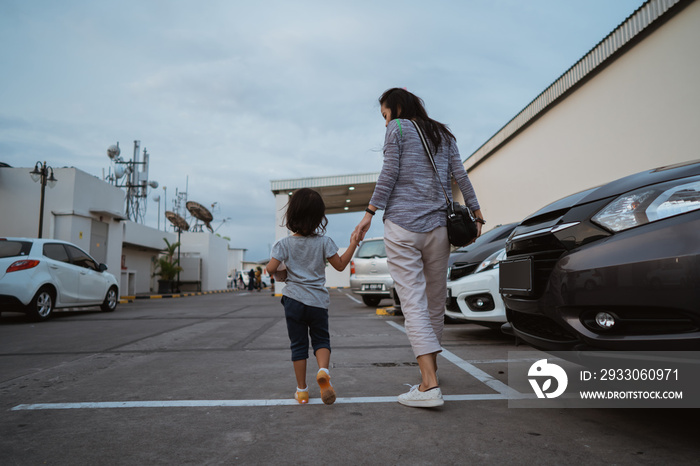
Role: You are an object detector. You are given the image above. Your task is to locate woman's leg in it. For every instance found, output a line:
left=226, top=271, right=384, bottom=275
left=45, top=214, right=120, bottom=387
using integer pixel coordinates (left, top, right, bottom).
left=422, top=225, right=451, bottom=346
left=417, top=353, right=439, bottom=390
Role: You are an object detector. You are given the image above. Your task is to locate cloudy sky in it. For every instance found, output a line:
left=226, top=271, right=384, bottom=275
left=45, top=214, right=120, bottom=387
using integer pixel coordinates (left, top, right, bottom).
left=0, top=0, right=645, bottom=260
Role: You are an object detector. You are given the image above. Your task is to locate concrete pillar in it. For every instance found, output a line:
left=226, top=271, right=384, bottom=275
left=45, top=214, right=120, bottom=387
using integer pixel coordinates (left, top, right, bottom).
left=273, top=192, right=291, bottom=295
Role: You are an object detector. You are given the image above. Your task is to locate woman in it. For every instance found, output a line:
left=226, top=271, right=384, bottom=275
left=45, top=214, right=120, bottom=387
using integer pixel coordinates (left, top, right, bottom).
left=354, top=88, right=483, bottom=408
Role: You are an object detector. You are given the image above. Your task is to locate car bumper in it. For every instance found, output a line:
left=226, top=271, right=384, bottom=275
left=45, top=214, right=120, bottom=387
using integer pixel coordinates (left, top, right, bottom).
left=0, top=275, right=36, bottom=306
left=446, top=269, right=506, bottom=323
left=349, top=276, right=393, bottom=296
left=503, top=213, right=700, bottom=351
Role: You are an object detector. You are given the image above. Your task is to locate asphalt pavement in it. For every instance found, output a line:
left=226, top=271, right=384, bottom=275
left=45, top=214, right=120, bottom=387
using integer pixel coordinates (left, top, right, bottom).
left=1, top=289, right=699, bottom=465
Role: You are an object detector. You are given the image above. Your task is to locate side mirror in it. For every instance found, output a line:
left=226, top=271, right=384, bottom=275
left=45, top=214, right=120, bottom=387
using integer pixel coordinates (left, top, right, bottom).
left=99, top=263, right=108, bottom=272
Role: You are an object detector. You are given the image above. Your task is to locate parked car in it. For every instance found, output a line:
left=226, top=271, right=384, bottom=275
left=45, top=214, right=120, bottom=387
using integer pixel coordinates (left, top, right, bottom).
left=350, top=237, right=393, bottom=307
left=447, top=223, right=519, bottom=282
left=0, top=237, right=119, bottom=321
left=445, top=223, right=518, bottom=328
left=500, top=160, right=700, bottom=351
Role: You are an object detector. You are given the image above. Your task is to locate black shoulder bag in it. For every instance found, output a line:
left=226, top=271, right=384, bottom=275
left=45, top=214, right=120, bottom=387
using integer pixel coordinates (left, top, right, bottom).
left=410, top=120, right=478, bottom=247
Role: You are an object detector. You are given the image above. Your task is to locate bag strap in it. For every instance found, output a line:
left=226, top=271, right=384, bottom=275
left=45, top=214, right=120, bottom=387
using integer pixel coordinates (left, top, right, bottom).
left=410, top=120, right=451, bottom=207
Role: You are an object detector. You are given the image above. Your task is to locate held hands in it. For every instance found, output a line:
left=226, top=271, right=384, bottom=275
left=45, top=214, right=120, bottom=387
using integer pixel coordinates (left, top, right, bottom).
left=349, top=230, right=361, bottom=247
left=353, top=212, right=373, bottom=242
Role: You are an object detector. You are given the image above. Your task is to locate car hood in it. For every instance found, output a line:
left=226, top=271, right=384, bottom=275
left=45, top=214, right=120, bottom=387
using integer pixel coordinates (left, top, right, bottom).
left=449, top=242, right=505, bottom=267
left=523, top=159, right=700, bottom=222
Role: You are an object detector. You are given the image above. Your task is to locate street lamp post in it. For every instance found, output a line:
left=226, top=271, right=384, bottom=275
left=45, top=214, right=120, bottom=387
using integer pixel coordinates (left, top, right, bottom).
left=30, top=161, right=57, bottom=238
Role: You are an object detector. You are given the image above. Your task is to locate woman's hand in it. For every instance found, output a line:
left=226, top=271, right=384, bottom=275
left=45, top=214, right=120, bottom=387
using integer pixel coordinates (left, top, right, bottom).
left=473, top=209, right=484, bottom=240
left=353, top=211, right=374, bottom=242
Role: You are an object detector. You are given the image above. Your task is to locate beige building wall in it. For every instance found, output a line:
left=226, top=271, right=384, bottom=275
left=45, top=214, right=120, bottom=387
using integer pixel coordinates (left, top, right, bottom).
left=466, top=0, right=700, bottom=228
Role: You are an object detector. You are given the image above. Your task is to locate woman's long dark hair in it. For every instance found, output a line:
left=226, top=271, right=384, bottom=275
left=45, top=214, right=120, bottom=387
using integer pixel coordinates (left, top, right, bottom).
left=284, top=188, right=328, bottom=236
left=379, top=88, right=455, bottom=149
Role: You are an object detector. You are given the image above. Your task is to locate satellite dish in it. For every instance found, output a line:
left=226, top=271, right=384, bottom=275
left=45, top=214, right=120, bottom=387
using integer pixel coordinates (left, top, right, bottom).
left=165, top=211, right=189, bottom=231
left=107, top=144, right=120, bottom=160
left=114, top=164, right=126, bottom=179
left=186, top=201, right=214, bottom=233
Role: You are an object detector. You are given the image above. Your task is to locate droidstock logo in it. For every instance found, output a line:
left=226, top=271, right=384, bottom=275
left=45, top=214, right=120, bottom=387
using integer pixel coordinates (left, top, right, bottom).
left=528, top=359, right=568, bottom=399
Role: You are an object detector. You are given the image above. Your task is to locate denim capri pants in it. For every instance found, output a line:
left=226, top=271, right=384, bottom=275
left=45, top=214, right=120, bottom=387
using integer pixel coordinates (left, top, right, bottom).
left=282, top=296, right=331, bottom=361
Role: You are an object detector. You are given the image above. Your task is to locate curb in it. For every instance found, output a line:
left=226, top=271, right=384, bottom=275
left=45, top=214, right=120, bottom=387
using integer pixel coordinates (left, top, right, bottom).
left=119, top=288, right=236, bottom=304
left=376, top=306, right=397, bottom=316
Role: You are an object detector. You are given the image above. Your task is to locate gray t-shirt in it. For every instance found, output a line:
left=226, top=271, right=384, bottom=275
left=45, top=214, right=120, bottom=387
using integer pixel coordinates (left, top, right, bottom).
left=270, top=235, right=339, bottom=309
left=370, top=119, right=480, bottom=233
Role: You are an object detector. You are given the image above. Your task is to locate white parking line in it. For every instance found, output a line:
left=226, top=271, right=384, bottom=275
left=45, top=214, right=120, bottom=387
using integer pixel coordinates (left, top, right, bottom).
left=9, top=314, right=525, bottom=412
left=11, top=392, right=523, bottom=411
left=385, top=320, right=522, bottom=397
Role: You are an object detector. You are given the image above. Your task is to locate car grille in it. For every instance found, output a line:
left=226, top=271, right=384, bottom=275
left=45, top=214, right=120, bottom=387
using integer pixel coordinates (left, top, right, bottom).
left=506, top=226, right=567, bottom=298
left=509, top=310, right=578, bottom=342
left=446, top=297, right=460, bottom=312
left=449, top=263, right=478, bottom=281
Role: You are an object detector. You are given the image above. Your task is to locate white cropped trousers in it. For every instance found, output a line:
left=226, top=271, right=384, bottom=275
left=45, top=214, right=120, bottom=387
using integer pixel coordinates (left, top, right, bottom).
left=384, top=220, right=451, bottom=358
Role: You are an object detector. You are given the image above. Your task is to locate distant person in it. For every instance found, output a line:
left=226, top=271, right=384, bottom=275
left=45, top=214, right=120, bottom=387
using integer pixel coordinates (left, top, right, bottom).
left=266, top=188, right=360, bottom=405
left=248, top=269, right=255, bottom=291
left=255, top=267, right=262, bottom=292
left=353, top=88, right=483, bottom=408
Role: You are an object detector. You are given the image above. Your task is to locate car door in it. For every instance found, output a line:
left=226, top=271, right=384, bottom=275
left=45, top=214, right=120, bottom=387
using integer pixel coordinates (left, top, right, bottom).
left=42, top=243, right=80, bottom=305
left=65, top=244, right=106, bottom=304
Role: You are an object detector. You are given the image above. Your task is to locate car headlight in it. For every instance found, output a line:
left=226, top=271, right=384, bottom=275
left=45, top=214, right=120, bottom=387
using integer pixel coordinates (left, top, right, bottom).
left=474, top=248, right=507, bottom=274
left=592, top=177, right=700, bottom=232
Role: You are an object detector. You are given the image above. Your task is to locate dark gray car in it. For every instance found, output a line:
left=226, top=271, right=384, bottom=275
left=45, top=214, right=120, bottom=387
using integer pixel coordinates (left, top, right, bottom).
left=500, top=159, right=700, bottom=351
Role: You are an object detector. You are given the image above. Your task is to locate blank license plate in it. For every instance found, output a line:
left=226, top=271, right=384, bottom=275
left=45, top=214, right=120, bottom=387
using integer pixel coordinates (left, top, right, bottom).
left=362, top=284, right=384, bottom=291
left=499, top=257, right=534, bottom=296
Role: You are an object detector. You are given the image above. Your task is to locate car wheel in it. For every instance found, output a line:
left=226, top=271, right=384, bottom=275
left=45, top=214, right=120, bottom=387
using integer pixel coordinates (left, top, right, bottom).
left=362, top=296, right=381, bottom=307
left=27, top=286, right=54, bottom=322
left=101, top=286, right=119, bottom=312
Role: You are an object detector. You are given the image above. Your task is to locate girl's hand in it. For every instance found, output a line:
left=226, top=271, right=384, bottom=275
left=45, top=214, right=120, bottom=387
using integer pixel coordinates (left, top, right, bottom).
left=353, top=214, right=372, bottom=242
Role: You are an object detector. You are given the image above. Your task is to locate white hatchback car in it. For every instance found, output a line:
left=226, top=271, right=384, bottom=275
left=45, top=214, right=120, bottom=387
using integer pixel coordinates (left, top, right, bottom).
left=0, top=237, right=119, bottom=321
left=445, top=248, right=507, bottom=330
left=349, top=237, right=394, bottom=307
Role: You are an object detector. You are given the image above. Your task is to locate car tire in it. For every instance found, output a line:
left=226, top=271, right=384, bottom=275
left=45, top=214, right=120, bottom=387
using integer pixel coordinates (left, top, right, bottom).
left=27, top=286, right=54, bottom=322
left=101, top=286, right=119, bottom=312
left=362, top=295, right=382, bottom=307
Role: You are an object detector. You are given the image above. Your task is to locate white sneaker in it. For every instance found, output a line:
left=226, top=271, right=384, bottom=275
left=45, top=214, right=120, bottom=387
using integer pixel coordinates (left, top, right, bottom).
left=397, top=385, right=444, bottom=408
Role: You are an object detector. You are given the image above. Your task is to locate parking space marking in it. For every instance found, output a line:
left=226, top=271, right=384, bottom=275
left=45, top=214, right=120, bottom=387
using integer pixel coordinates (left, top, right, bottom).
left=8, top=312, right=526, bottom=412
left=385, top=321, right=523, bottom=397
left=11, top=393, right=517, bottom=411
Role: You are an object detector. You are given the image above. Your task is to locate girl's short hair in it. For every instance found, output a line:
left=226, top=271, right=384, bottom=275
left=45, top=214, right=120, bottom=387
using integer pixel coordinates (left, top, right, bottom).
left=284, top=188, right=328, bottom=236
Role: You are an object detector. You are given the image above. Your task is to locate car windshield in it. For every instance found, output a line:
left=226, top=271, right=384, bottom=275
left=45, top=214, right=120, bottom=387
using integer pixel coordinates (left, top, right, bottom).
left=0, top=240, right=32, bottom=258
left=356, top=240, right=386, bottom=259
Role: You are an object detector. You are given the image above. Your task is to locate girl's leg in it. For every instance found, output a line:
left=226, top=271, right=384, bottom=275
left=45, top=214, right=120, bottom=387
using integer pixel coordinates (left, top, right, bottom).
left=283, top=297, right=311, bottom=390
left=293, top=359, right=308, bottom=389
left=315, top=347, right=330, bottom=370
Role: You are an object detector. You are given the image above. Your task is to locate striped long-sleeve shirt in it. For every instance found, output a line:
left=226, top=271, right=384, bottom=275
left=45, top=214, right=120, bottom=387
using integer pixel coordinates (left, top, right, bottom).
left=369, top=119, right=480, bottom=233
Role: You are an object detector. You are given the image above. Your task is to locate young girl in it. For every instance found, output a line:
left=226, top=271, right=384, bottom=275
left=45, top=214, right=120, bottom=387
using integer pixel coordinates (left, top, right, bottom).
left=266, top=188, right=359, bottom=405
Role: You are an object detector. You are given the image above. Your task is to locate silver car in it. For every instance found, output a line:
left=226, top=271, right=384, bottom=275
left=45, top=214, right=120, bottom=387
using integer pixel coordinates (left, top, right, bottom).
left=0, top=237, right=119, bottom=321
left=349, top=237, right=393, bottom=307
